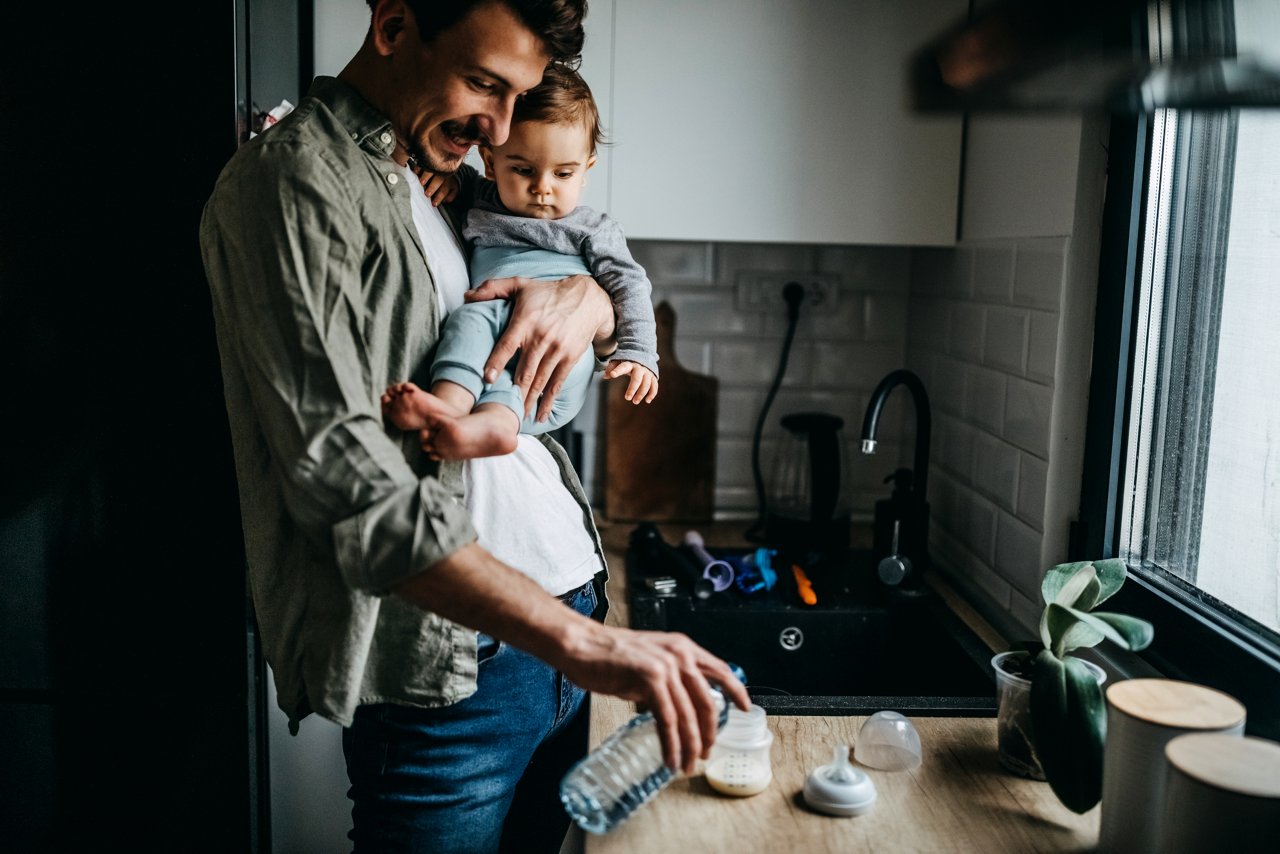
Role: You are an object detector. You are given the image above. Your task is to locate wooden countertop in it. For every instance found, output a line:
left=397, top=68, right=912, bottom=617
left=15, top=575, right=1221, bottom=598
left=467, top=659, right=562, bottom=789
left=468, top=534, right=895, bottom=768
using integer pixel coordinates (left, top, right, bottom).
left=584, top=520, right=1099, bottom=853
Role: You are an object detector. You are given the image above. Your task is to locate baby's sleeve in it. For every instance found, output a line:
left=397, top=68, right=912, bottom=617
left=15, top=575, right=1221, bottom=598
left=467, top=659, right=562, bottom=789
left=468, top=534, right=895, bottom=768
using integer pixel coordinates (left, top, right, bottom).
left=583, top=218, right=659, bottom=378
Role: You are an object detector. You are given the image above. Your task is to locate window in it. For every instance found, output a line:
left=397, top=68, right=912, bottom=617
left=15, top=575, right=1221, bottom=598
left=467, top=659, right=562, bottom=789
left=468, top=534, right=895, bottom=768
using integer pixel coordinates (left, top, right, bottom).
left=1079, top=0, right=1280, bottom=738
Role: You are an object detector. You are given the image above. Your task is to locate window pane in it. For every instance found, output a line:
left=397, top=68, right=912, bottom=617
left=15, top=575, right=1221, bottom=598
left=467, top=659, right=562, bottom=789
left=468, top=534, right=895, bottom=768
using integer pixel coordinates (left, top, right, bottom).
left=1121, top=0, right=1280, bottom=634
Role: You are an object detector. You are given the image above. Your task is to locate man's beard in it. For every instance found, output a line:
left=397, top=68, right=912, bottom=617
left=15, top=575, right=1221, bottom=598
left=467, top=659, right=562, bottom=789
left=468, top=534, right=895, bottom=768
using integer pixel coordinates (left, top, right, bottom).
left=410, top=119, right=483, bottom=173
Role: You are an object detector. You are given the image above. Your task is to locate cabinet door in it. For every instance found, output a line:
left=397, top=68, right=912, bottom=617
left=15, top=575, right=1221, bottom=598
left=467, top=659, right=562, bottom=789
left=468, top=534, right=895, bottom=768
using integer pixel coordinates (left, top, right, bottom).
left=604, top=0, right=965, bottom=245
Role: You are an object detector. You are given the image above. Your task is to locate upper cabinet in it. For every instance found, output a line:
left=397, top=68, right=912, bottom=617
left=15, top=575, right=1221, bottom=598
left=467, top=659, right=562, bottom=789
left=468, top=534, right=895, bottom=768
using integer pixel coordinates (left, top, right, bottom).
left=582, top=0, right=966, bottom=246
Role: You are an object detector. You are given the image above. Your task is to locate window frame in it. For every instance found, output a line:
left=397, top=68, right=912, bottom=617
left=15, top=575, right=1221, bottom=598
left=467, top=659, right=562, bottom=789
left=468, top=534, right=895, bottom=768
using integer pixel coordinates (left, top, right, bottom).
left=1075, top=74, right=1280, bottom=741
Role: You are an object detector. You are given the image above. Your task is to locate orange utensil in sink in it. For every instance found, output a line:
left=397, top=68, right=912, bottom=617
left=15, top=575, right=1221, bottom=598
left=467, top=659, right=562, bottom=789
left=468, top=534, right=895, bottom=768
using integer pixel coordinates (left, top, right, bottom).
left=792, top=564, right=818, bottom=606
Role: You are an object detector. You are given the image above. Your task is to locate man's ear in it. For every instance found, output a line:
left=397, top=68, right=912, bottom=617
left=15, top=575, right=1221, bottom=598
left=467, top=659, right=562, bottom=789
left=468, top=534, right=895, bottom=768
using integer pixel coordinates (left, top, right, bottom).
left=480, top=147, right=497, bottom=179
left=370, top=0, right=411, bottom=57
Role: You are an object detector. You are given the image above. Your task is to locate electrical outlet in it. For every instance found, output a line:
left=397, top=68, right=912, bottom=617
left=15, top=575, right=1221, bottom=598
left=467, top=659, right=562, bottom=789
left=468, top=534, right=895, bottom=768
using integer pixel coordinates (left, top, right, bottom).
left=735, top=271, right=840, bottom=313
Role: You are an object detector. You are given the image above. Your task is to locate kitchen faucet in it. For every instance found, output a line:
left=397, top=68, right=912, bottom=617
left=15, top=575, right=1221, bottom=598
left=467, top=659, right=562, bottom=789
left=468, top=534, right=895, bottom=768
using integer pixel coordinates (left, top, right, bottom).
left=860, top=369, right=931, bottom=580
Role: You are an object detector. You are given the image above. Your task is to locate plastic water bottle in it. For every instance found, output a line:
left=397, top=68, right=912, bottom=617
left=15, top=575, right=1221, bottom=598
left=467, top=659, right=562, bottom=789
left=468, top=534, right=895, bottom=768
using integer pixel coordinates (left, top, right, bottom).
left=560, top=673, right=743, bottom=834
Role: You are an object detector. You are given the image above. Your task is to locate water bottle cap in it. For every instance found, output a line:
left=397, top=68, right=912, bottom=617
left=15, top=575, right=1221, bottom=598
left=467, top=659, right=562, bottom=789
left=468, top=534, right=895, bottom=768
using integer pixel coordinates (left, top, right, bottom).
left=803, top=745, right=877, bottom=816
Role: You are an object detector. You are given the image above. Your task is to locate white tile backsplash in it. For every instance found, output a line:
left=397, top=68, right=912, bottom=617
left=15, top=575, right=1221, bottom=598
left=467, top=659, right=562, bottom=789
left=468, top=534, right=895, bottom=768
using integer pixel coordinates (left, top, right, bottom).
left=972, top=433, right=1020, bottom=512
left=630, top=240, right=715, bottom=285
left=983, top=306, right=1028, bottom=374
left=1016, top=451, right=1048, bottom=531
left=1004, top=377, right=1052, bottom=457
left=994, top=510, right=1043, bottom=598
left=1026, top=310, right=1059, bottom=383
left=1013, top=237, right=1067, bottom=310
left=973, top=243, right=1016, bottom=301
left=964, top=366, right=1007, bottom=434
left=950, top=302, right=986, bottom=363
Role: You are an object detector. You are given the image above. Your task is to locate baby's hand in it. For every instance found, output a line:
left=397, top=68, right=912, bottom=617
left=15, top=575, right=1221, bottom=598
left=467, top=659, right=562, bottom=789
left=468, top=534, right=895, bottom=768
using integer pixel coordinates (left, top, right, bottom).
left=603, top=361, right=659, bottom=404
left=415, top=168, right=460, bottom=206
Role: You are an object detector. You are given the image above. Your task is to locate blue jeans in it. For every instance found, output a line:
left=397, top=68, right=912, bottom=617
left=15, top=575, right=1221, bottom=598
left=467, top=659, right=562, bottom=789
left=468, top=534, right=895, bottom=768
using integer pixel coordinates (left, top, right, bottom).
left=343, top=581, right=598, bottom=854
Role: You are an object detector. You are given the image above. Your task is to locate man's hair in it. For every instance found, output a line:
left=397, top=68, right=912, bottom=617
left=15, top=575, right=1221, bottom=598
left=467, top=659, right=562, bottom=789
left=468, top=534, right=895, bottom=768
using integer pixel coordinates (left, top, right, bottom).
left=367, top=0, right=586, bottom=65
left=511, top=63, right=606, bottom=154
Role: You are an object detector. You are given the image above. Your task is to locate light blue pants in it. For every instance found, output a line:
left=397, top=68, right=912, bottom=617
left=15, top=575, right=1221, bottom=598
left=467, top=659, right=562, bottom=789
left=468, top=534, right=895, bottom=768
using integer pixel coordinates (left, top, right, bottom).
left=430, top=299, right=596, bottom=435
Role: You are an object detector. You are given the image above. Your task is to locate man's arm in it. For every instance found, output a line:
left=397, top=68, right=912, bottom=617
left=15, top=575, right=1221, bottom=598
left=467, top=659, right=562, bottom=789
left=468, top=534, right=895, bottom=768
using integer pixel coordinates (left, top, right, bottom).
left=464, top=274, right=617, bottom=422
left=393, top=543, right=750, bottom=774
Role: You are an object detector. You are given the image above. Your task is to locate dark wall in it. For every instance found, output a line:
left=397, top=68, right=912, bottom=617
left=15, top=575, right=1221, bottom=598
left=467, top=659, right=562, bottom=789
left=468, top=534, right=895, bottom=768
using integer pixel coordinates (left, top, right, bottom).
left=2, top=4, right=257, bottom=851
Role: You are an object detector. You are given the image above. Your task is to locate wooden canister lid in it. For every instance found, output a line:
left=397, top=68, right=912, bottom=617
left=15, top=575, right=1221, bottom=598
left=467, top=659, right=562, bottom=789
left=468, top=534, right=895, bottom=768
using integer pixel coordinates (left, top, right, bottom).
left=1106, top=678, right=1246, bottom=729
left=1166, top=733, right=1280, bottom=798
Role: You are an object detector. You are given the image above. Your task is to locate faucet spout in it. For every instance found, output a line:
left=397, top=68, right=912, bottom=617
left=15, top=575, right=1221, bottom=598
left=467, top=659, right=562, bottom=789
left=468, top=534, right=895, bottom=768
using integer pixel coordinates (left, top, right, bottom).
left=860, top=369, right=931, bottom=500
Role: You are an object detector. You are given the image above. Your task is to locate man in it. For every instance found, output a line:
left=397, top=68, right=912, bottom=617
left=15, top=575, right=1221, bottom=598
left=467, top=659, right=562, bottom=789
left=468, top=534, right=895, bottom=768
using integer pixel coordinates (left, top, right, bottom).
left=198, top=1, right=748, bottom=851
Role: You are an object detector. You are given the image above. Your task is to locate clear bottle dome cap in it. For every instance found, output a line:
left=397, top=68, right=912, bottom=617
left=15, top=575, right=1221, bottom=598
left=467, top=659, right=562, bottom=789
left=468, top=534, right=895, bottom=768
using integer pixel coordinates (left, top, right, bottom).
left=804, top=745, right=877, bottom=816
left=854, top=710, right=922, bottom=771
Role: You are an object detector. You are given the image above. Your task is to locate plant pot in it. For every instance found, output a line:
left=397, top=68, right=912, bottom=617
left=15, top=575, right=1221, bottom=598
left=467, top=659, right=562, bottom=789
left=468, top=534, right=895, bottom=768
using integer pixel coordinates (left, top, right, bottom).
left=991, top=651, right=1107, bottom=780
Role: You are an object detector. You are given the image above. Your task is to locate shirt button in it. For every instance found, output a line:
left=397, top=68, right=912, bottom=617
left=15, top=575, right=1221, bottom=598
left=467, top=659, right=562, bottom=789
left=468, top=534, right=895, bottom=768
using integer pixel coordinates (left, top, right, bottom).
left=350, top=132, right=359, bottom=141
left=386, top=172, right=399, bottom=185
left=380, top=132, right=392, bottom=145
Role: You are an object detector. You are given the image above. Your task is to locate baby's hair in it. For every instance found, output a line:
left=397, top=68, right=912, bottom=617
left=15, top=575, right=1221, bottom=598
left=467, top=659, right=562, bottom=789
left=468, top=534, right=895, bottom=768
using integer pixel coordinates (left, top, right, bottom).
left=512, top=63, right=607, bottom=154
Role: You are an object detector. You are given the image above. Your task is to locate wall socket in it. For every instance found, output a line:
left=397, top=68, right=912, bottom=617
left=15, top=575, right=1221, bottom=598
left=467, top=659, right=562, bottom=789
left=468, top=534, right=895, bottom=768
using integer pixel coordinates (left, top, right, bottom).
left=735, top=271, right=840, bottom=313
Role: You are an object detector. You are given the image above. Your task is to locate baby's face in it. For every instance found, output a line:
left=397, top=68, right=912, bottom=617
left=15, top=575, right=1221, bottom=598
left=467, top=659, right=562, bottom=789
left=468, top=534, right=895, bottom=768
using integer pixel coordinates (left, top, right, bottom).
left=482, top=119, right=596, bottom=220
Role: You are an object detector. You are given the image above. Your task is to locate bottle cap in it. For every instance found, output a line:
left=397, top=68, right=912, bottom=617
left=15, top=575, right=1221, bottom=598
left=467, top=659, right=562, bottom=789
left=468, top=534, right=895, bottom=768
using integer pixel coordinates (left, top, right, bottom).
left=803, top=745, right=877, bottom=816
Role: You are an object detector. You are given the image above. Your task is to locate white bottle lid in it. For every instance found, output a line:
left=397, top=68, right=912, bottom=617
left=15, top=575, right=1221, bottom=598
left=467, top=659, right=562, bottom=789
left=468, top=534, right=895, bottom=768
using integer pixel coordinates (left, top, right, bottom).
left=803, top=745, right=877, bottom=816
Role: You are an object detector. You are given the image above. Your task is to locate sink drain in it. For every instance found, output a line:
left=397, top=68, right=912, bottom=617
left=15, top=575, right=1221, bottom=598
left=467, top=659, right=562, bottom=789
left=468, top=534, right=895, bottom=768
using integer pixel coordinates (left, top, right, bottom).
left=779, top=626, right=804, bottom=651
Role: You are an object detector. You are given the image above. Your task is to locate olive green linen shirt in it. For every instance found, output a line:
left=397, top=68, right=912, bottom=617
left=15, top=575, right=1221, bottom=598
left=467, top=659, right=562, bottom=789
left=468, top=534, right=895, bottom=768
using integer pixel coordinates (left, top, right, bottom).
left=199, top=76, right=604, bottom=730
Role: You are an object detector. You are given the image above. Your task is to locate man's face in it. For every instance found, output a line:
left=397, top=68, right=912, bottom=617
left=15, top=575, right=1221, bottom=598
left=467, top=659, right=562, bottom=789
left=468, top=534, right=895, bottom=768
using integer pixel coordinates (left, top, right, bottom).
left=482, top=119, right=596, bottom=220
left=392, top=3, right=550, bottom=173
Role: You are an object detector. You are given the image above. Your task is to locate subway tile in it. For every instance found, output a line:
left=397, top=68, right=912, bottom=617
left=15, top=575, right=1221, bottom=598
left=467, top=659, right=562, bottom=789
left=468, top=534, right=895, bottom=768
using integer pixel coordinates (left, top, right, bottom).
left=931, top=356, right=968, bottom=418
left=630, top=240, right=715, bottom=285
left=771, top=389, right=862, bottom=430
left=713, top=339, right=812, bottom=387
left=716, top=437, right=758, bottom=490
left=938, top=415, right=976, bottom=484
left=947, top=247, right=976, bottom=300
left=932, top=525, right=1012, bottom=609
left=1013, top=237, right=1067, bottom=310
left=1009, top=590, right=1042, bottom=638
left=949, top=302, right=986, bottom=363
left=983, top=306, right=1028, bottom=375
left=819, top=245, right=911, bottom=291
left=930, top=470, right=960, bottom=536
left=908, top=297, right=950, bottom=352
left=863, top=292, right=909, bottom=343
left=764, top=290, right=862, bottom=339
left=963, top=491, right=998, bottom=565
left=1004, top=377, right=1052, bottom=457
left=1017, top=452, right=1048, bottom=531
left=813, top=342, right=904, bottom=390
left=664, top=291, right=758, bottom=336
left=972, top=433, right=1020, bottom=512
left=672, top=336, right=713, bottom=375
left=911, top=248, right=952, bottom=295
left=717, top=388, right=765, bottom=439
left=714, top=486, right=757, bottom=516
left=973, top=242, right=1016, bottom=302
left=716, top=242, right=815, bottom=283
left=994, top=511, right=1045, bottom=596
left=1026, top=310, right=1059, bottom=384
left=964, top=366, right=1007, bottom=435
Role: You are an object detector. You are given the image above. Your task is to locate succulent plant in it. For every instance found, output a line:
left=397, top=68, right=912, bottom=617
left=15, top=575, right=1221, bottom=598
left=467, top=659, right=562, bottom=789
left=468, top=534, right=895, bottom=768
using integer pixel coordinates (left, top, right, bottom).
left=1017, top=559, right=1155, bottom=813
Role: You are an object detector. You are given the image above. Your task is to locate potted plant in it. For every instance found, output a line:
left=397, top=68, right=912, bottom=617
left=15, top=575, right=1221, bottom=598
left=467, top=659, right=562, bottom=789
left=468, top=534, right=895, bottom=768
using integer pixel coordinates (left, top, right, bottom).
left=992, top=558, right=1155, bottom=813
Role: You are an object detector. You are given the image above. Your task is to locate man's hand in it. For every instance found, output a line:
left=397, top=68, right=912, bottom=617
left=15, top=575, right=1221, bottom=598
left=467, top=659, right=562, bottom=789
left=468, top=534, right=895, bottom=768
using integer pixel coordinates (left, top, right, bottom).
left=465, top=275, right=616, bottom=421
left=558, top=624, right=751, bottom=775
left=603, top=360, right=659, bottom=404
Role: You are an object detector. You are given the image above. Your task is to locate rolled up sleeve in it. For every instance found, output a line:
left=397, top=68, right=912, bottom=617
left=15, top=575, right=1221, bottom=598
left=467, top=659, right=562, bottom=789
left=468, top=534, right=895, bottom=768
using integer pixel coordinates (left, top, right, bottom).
left=201, top=144, right=476, bottom=595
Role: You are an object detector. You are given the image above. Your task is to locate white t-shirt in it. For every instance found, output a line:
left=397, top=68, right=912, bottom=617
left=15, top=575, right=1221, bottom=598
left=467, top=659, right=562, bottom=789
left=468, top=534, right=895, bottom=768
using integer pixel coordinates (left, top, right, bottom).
left=403, top=166, right=601, bottom=596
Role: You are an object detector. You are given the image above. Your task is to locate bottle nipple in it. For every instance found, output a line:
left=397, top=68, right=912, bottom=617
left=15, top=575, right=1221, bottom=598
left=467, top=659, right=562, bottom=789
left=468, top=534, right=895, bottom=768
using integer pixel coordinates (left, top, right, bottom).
left=827, top=745, right=858, bottom=783
left=803, top=743, right=877, bottom=817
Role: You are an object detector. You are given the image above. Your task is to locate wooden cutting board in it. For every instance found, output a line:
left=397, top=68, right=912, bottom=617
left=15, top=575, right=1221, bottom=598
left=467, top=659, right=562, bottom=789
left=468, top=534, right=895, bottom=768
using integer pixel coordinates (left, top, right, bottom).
left=605, top=301, right=717, bottom=522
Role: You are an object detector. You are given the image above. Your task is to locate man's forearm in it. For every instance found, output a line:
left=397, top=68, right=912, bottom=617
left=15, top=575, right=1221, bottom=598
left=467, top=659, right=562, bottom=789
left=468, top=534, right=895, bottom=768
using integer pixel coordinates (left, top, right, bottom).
left=391, top=542, right=595, bottom=665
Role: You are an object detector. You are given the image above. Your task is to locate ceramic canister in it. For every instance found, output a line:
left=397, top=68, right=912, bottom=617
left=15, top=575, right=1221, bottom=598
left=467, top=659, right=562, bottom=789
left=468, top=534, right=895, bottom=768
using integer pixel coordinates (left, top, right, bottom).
left=1158, top=733, right=1280, bottom=853
left=1097, top=679, right=1246, bottom=853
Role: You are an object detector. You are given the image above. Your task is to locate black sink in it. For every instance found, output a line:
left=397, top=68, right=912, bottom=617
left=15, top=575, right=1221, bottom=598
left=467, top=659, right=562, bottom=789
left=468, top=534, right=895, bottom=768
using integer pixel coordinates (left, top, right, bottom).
left=626, top=539, right=997, bottom=716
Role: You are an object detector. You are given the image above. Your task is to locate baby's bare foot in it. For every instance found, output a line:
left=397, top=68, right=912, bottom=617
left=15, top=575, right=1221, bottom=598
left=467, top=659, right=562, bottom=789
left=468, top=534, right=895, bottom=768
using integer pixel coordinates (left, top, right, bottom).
left=382, top=381, right=437, bottom=431
left=420, top=405, right=521, bottom=461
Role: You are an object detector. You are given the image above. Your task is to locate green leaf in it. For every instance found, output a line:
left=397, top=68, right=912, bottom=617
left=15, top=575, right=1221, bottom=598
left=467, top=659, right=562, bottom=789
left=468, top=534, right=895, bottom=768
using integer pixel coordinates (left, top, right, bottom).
left=1054, top=564, right=1101, bottom=611
left=1089, top=611, right=1155, bottom=652
left=1044, top=602, right=1105, bottom=657
left=1029, top=651, right=1106, bottom=814
left=1058, top=605, right=1154, bottom=652
left=1041, top=561, right=1096, bottom=606
left=1089, top=558, right=1128, bottom=607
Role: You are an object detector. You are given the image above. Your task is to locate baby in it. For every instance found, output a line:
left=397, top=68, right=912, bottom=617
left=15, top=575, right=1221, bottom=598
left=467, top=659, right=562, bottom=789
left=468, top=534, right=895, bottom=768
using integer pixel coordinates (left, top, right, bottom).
left=383, top=63, right=658, bottom=460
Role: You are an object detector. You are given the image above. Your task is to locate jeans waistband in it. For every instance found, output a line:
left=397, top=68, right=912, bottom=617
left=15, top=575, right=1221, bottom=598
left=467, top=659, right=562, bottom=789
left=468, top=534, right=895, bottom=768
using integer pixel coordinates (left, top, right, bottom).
left=555, top=580, right=593, bottom=603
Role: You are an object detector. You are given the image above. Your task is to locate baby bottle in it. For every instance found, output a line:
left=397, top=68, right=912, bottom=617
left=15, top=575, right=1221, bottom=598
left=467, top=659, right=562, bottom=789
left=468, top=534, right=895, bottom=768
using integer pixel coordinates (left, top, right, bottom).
left=704, top=703, right=774, bottom=797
